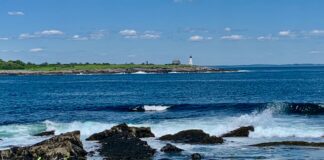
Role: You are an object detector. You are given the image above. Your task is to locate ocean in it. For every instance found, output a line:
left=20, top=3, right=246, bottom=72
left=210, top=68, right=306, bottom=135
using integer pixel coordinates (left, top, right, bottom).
left=0, top=66, right=324, bottom=159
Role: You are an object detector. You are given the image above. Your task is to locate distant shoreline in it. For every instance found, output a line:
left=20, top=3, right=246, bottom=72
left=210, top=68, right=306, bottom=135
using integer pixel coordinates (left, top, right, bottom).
left=0, top=66, right=237, bottom=75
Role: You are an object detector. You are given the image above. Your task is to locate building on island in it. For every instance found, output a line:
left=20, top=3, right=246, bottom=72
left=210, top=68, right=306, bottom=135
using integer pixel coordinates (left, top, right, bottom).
left=189, top=56, right=193, bottom=65
left=172, top=59, right=181, bottom=65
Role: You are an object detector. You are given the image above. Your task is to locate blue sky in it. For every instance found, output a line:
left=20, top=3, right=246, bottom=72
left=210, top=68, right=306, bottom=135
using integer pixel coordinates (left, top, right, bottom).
left=1, top=0, right=324, bottom=65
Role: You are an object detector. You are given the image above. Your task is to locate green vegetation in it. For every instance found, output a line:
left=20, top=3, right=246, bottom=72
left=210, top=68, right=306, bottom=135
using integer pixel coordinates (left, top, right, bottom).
left=0, top=59, right=193, bottom=71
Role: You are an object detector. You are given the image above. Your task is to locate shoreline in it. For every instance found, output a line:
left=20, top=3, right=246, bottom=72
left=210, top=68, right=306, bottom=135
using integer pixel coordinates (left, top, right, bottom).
left=0, top=66, right=237, bottom=75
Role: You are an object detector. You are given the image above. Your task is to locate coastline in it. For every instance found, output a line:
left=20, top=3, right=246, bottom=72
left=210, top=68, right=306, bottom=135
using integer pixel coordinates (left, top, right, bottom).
left=0, top=66, right=237, bottom=75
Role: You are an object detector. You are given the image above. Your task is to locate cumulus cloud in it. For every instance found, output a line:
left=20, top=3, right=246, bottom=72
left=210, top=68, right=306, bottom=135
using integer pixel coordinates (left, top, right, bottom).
left=29, top=48, right=44, bottom=53
left=8, top=11, right=24, bottom=16
left=19, top=33, right=37, bottom=39
left=0, top=37, right=9, bottom=40
left=71, top=35, right=88, bottom=41
left=19, top=29, right=64, bottom=39
left=38, top=30, right=64, bottom=36
left=309, top=30, right=324, bottom=36
left=224, top=27, right=231, bottom=32
left=221, top=35, right=244, bottom=40
left=140, top=34, right=160, bottom=39
left=189, top=35, right=204, bottom=41
left=120, top=29, right=137, bottom=36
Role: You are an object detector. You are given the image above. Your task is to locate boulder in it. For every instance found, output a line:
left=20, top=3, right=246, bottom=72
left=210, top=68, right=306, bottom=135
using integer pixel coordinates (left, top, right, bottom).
left=86, top=123, right=155, bottom=141
left=191, top=153, right=202, bottom=160
left=159, top=129, right=223, bottom=144
left=33, top=130, right=55, bottom=136
left=0, top=131, right=87, bottom=160
left=251, top=141, right=324, bottom=147
left=160, top=143, right=183, bottom=153
left=99, top=133, right=156, bottom=160
left=221, top=126, right=254, bottom=137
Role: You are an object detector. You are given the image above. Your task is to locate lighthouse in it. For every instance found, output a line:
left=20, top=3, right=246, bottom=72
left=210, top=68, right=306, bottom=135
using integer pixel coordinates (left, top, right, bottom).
left=189, top=56, right=193, bottom=65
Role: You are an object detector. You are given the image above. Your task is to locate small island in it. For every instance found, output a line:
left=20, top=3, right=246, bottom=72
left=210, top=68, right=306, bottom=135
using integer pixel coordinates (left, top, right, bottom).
left=0, top=59, right=236, bottom=75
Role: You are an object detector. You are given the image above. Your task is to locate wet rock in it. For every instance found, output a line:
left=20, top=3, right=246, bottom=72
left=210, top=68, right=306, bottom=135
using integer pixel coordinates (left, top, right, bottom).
left=251, top=141, right=324, bottom=147
left=221, top=126, right=254, bottom=137
left=191, top=153, right=203, bottom=160
left=159, top=129, right=224, bottom=144
left=86, top=123, right=155, bottom=141
left=33, top=130, right=55, bottom=136
left=99, top=133, right=156, bottom=160
left=0, top=131, right=87, bottom=160
left=160, top=143, right=183, bottom=153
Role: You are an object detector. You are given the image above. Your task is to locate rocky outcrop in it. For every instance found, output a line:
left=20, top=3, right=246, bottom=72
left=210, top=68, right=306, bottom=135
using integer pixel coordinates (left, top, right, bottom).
left=98, top=133, right=155, bottom=160
left=33, top=130, right=55, bottom=136
left=0, top=131, right=87, bottom=160
left=191, top=153, right=203, bottom=160
left=160, top=143, right=183, bottom=153
left=159, top=129, right=224, bottom=144
left=221, top=126, right=254, bottom=137
left=251, top=141, right=324, bottom=147
left=86, top=123, right=155, bottom=141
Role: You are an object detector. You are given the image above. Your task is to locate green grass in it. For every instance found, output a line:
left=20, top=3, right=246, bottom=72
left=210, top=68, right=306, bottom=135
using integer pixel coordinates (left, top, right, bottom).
left=22, top=64, right=194, bottom=71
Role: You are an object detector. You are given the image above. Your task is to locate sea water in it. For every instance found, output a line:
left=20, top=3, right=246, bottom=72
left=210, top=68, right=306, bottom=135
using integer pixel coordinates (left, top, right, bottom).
left=0, top=66, right=324, bottom=159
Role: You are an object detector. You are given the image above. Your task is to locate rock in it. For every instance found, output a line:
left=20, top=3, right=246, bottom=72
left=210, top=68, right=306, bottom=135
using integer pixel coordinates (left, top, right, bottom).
left=0, top=131, right=87, bottom=160
left=221, top=126, right=254, bottom=137
left=160, top=143, right=183, bottom=153
left=251, top=141, right=324, bottom=147
left=99, top=133, right=156, bottom=160
left=159, top=129, right=223, bottom=144
left=86, top=123, right=155, bottom=141
left=191, top=153, right=202, bottom=160
left=33, top=130, right=55, bottom=136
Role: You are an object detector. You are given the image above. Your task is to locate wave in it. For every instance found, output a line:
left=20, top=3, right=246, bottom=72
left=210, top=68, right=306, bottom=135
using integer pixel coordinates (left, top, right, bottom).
left=79, top=102, right=324, bottom=115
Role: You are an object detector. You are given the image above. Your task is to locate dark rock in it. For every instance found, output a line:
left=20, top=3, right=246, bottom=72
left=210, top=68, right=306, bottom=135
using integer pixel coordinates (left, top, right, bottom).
left=221, top=126, right=254, bottom=137
left=33, top=130, right=55, bottom=136
left=251, top=141, right=324, bottom=147
left=99, top=133, right=155, bottom=160
left=86, top=123, right=155, bottom=141
left=160, top=143, right=183, bottom=153
left=191, top=153, right=202, bottom=160
left=88, top=151, right=96, bottom=157
left=159, top=129, right=223, bottom=144
left=0, top=131, right=87, bottom=160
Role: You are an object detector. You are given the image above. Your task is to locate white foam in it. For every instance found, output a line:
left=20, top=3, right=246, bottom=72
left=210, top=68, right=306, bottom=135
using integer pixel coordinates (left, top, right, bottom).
left=132, top=71, right=147, bottom=74
left=142, top=105, right=170, bottom=111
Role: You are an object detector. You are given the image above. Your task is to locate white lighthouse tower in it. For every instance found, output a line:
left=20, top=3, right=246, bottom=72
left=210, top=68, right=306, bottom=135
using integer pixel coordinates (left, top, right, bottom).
left=189, top=56, right=193, bottom=66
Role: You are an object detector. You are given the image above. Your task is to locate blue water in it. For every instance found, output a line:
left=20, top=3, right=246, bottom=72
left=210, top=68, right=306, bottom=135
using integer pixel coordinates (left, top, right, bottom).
left=0, top=66, right=324, bottom=159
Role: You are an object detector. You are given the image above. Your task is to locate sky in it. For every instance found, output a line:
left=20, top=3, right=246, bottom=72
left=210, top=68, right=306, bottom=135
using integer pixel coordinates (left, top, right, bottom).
left=1, top=0, right=324, bottom=65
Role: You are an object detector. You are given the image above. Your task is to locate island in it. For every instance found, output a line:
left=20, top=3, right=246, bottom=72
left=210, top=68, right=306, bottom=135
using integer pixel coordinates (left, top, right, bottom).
left=0, top=59, right=236, bottom=75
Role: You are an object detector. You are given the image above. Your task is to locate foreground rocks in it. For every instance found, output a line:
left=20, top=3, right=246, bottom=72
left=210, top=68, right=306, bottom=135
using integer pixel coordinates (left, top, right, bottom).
left=221, top=126, right=254, bottom=137
left=159, top=129, right=224, bottom=144
left=86, top=123, right=155, bottom=141
left=87, top=123, right=156, bottom=160
left=34, top=130, right=55, bottom=136
left=251, top=141, right=324, bottom=147
left=191, top=153, right=203, bottom=160
left=160, top=143, right=183, bottom=153
left=0, top=131, right=87, bottom=160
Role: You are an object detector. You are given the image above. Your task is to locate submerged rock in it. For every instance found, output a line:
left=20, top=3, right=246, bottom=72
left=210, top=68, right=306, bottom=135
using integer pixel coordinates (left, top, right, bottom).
left=159, top=129, right=224, bottom=144
left=251, top=141, right=324, bottom=147
left=99, top=133, right=156, bottom=160
left=33, top=130, right=55, bottom=136
left=160, top=143, right=183, bottom=153
left=191, top=153, right=203, bottom=160
left=221, top=126, right=254, bottom=137
left=0, top=131, right=87, bottom=160
left=86, top=123, right=155, bottom=141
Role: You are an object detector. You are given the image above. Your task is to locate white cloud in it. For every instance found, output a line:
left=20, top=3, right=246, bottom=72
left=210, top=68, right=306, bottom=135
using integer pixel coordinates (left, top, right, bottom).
left=19, top=33, right=37, bottom=39
left=29, top=48, right=44, bottom=53
left=38, top=30, right=64, bottom=36
left=120, top=29, right=137, bottom=36
left=257, top=35, right=276, bottom=41
left=89, top=30, right=105, bottom=40
left=140, top=33, right=160, bottom=39
left=8, top=11, right=24, bottom=16
left=71, top=35, right=88, bottom=41
left=221, top=35, right=244, bottom=40
left=278, top=30, right=291, bottom=36
left=0, top=37, right=9, bottom=40
left=189, top=35, right=204, bottom=41
left=309, top=50, right=321, bottom=54
left=309, top=30, right=324, bottom=36
left=224, top=27, right=231, bottom=32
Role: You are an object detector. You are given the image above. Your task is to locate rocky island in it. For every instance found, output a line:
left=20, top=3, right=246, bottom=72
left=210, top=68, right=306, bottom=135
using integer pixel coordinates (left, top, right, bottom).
left=0, top=59, right=236, bottom=75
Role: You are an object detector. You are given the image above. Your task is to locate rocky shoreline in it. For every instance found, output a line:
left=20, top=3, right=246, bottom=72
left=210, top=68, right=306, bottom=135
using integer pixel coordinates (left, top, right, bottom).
left=0, top=67, right=236, bottom=75
left=1, top=124, right=322, bottom=160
